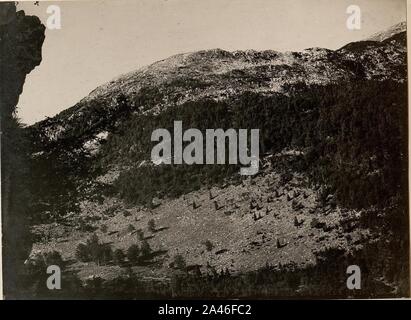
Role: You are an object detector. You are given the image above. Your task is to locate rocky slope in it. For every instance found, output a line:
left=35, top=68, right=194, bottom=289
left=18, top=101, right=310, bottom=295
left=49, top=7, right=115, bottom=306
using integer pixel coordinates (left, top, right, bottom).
left=366, top=21, right=406, bottom=41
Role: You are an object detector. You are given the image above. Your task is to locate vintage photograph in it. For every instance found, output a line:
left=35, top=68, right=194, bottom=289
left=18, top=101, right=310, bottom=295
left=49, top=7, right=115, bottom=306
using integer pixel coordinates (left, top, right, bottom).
left=1, top=0, right=409, bottom=299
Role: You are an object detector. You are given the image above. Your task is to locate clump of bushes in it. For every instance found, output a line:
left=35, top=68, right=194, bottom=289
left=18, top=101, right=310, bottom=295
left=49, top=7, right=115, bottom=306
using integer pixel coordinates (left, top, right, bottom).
left=136, top=229, right=144, bottom=240
left=148, top=219, right=156, bottom=232
left=127, top=224, right=135, bottom=233
left=75, top=234, right=112, bottom=265
left=126, top=244, right=140, bottom=264
left=27, top=250, right=64, bottom=273
left=204, top=240, right=214, bottom=252
left=173, top=254, right=186, bottom=270
left=100, top=224, right=108, bottom=233
left=140, top=240, right=152, bottom=257
left=78, top=218, right=97, bottom=232
left=126, top=240, right=152, bottom=265
left=113, top=249, right=125, bottom=265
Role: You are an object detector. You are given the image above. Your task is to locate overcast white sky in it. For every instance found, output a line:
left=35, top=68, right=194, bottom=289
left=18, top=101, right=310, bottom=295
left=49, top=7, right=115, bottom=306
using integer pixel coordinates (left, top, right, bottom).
left=16, top=0, right=406, bottom=124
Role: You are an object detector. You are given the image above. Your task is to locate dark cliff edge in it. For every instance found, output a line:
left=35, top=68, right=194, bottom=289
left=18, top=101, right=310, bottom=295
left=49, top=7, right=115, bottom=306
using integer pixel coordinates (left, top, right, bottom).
left=0, top=2, right=45, bottom=299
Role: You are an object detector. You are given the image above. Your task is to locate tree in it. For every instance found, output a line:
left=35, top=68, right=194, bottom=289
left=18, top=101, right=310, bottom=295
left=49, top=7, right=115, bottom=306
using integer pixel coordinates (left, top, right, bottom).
left=204, top=240, right=213, bottom=252
left=140, top=240, right=152, bottom=258
left=98, top=243, right=113, bottom=265
left=113, top=249, right=125, bottom=265
left=127, top=244, right=140, bottom=264
left=87, top=233, right=99, bottom=246
left=44, top=250, right=64, bottom=266
left=224, top=267, right=230, bottom=276
left=174, top=254, right=186, bottom=270
left=136, top=229, right=144, bottom=240
left=75, top=243, right=90, bottom=262
left=127, top=224, right=135, bottom=233
left=148, top=219, right=156, bottom=233
left=100, top=224, right=108, bottom=233
left=76, top=234, right=113, bottom=265
left=87, top=233, right=101, bottom=263
left=79, top=219, right=95, bottom=232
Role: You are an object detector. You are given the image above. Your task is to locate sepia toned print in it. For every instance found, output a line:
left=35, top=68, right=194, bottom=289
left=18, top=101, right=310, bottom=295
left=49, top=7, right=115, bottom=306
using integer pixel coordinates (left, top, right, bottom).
left=0, top=0, right=409, bottom=299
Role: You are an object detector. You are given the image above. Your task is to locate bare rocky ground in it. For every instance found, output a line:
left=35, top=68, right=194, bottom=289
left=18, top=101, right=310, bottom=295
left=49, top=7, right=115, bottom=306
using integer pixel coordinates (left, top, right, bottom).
left=30, top=155, right=372, bottom=283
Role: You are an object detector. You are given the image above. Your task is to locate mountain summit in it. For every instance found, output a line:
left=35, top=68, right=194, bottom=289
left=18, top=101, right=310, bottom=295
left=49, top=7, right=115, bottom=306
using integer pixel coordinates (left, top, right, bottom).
left=366, top=21, right=406, bottom=42
left=33, top=24, right=406, bottom=147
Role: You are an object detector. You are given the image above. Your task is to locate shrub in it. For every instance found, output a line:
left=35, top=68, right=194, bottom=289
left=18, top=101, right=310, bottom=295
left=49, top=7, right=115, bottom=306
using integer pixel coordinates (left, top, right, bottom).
left=148, top=219, right=156, bottom=233
left=104, top=205, right=119, bottom=217
left=127, top=244, right=140, bottom=264
left=75, top=234, right=113, bottom=265
left=27, top=250, right=65, bottom=275
left=204, top=240, right=213, bottom=252
left=136, top=229, right=144, bottom=240
left=79, top=219, right=96, bottom=232
left=98, top=243, right=113, bottom=265
left=280, top=172, right=293, bottom=185
left=173, top=254, right=186, bottom=270
left=87, top=233, right=101, bottom=263
left=310, top=217, right=320, bottom=228
left=140, top=240, right=152, bottom=258
left=43, top=250, right=64, bottom=266
left=113, top=249, right=125, bottom=265
left=76, top=243, right=90, bottom=262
